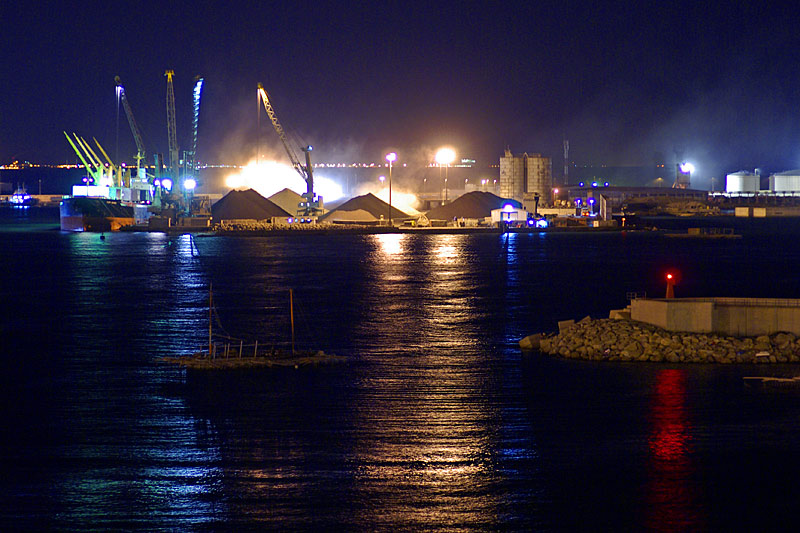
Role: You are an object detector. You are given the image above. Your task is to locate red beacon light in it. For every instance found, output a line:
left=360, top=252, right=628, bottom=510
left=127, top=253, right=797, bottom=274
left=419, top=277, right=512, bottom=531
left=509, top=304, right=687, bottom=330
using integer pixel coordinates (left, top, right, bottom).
left=665, top=272, right=676, bottom=299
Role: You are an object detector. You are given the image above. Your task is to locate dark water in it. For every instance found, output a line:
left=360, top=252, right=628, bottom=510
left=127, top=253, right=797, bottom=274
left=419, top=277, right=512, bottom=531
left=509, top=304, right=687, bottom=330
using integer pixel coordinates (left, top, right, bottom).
left=4, top=209, right=800, bottom=530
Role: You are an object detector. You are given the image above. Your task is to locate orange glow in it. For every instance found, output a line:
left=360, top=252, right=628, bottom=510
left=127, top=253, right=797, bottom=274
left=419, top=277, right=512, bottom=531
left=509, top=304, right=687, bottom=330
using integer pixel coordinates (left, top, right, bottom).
left=667, top=274, right=673, bottom=280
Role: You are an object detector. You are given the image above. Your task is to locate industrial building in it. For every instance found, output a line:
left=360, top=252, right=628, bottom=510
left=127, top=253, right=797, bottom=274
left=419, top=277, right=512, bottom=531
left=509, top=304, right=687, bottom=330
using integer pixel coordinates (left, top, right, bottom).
left=499, top=149, right=552, bottom=209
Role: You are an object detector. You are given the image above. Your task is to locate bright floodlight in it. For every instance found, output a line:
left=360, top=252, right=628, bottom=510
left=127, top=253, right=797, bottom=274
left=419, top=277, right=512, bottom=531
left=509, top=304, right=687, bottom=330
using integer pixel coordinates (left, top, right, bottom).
left=680, top=162, right=695, bottom=174
left=503, top=203, right=515, bottom=212
left=385, top=152, right=397, bottom=163
left=435, top=147, right=455, bottom=166
left=183, top=178, right=197, bottom=191
left=379, top=175, right=385, bottom=183
left=161, top=178, right=173, bottom=191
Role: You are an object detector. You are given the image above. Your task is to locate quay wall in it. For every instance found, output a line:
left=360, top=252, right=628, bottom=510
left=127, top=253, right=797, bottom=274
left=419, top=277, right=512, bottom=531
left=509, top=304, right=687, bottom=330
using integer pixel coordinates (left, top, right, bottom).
left=631, top=297, right=800, bottom=337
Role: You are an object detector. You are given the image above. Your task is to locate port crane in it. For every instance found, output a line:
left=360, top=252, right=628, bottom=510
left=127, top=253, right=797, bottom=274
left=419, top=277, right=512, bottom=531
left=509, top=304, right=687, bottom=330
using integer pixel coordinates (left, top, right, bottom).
left=114, top=76, right=146, bottom=173
left=165, top=70, right=180, bottom=178
left=257, top=83, right=322, bottom=217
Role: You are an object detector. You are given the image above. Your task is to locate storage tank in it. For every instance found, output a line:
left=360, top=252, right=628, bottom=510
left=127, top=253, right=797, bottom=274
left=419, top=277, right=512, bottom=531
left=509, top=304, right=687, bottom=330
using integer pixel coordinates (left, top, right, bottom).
left=725, top=171, right=759, bottom=193
left=769, top=170, right=800, bottom=192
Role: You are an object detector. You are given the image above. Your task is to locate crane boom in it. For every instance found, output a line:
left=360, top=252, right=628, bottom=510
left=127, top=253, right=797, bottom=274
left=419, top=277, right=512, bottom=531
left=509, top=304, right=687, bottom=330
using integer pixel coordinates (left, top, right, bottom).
left=257, top=83, right=304, bottom=174
left=165, top=70, right=179, bottom=175
left=257, top=83, right=319, bottom=216
left=114, top=76, right=146, bottom=168
left=64, top=132, right=104, bottom=184
left=188, top=76, right=204, bottom=171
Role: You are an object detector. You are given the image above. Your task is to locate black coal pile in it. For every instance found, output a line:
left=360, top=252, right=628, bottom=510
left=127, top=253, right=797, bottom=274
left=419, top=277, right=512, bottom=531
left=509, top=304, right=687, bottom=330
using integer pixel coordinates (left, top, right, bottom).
left=211, top=189, right=291, bottom=220
left=319, top=193, right=409, bottom=222
left=425, top=191, right=521, bottom=220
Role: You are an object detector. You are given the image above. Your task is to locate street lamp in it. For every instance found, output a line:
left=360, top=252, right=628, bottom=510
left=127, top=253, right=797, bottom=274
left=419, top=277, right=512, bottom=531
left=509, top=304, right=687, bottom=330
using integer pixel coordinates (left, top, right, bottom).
left=386, top=152, right=396, bottom=226
left=435, top=147, right=455, bottom=203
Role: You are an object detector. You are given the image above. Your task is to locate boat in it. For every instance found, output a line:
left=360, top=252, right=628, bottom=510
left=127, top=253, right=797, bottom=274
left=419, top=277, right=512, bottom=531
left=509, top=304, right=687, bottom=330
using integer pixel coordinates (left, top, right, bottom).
left=7, top=184, right=38, bottom=207
left=743, top=376, right=800, bottom=390
left=60, top=196, right=136, bottom=232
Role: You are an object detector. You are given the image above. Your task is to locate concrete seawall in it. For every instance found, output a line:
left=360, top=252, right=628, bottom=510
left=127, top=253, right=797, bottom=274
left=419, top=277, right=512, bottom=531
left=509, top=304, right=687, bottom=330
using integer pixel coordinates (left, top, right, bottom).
left=630, top=297, right=800, bottom=337
left=520, top=317, right=800, bottom=363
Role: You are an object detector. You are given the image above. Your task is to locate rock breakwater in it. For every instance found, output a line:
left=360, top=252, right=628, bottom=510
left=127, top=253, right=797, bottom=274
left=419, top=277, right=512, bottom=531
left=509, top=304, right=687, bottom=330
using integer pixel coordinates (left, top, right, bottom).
left=523, top=317, right=800, bottom=363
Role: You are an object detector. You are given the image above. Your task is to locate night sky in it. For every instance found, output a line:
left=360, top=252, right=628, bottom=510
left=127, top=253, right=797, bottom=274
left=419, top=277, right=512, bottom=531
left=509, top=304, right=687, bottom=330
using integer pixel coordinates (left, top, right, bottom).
left=3, top=1, right=800, bottom=187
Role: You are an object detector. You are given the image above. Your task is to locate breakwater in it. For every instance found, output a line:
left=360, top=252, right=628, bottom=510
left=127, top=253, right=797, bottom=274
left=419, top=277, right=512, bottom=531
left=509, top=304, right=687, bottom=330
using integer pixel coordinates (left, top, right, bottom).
left=523, top=317, right=800, bottom=363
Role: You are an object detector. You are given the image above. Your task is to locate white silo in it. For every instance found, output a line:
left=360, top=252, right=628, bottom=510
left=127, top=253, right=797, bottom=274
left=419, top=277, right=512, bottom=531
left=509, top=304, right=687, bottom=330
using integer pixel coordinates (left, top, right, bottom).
left=725, top=171, right=759, bottom=193
left=769, top=170, right=800, bottom=192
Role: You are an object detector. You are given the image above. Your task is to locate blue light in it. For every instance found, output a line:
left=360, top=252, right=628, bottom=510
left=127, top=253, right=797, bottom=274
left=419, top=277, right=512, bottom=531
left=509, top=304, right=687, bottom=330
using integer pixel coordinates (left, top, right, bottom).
left=288, top=218, right=294, bottom=223
left=576, top=198, right=582, bottom=205
left=503, top=203, right=515, bottom=212
left=536, top=219, right=548, bottom=228
left=604, top=182, right=609, bottom=187
left=528, top=219, right=535, bottom=226
left=589, top=198, right=595, bottom=205
left=592, top=181, right=598, bottom=187
left=579, top=181, right=585, bottom=187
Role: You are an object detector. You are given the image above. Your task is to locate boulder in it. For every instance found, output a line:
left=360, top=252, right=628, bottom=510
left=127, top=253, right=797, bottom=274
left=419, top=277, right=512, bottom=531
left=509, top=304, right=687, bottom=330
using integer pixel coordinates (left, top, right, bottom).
left=558, top=319, right=576, bottom=333
left=519, top=334, right=542, bottom=350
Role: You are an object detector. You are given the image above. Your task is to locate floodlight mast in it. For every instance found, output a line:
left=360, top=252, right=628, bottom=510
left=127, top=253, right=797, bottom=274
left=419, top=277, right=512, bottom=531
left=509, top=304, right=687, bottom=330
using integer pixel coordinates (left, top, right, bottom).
left=186, top=76, right=204, bottom=173
left=257, top=82, right=319, bottom=216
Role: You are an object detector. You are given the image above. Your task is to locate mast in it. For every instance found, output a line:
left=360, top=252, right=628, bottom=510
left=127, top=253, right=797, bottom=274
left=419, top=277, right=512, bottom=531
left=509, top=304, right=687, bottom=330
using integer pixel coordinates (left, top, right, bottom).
left=209, top=282, right=213, bottom=358
left=290, top=288, right=295, bottom=355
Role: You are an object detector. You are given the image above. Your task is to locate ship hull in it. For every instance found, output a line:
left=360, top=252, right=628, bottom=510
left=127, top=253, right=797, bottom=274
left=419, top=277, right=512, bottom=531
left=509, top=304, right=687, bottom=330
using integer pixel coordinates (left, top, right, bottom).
left=60, top=197, right=135, bottom=232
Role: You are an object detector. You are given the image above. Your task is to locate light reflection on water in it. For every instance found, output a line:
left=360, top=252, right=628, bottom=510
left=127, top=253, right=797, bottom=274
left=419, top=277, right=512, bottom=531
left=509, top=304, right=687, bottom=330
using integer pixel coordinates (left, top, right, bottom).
left=6, top=230, right=800, bottom=529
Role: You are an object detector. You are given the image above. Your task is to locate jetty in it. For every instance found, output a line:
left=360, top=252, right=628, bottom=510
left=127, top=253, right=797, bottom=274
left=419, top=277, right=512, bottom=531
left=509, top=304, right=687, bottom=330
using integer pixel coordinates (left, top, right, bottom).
left=520, top=294, right=800, bottom=363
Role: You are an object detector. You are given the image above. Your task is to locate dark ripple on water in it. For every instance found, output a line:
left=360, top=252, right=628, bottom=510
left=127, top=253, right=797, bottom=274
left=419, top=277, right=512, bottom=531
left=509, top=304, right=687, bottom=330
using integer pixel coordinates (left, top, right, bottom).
left=4, top=225, right=800, bottom=529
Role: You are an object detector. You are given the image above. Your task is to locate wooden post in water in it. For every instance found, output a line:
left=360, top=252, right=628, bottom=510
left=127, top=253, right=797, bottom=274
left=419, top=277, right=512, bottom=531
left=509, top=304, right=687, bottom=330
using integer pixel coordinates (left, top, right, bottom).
left=208, top=282, right=213, bottom=358
left=254, top=340, right=258, bottom=358
left=239, top=340, right=243, bottom=358
left=290, top=288, right=295, bottom=355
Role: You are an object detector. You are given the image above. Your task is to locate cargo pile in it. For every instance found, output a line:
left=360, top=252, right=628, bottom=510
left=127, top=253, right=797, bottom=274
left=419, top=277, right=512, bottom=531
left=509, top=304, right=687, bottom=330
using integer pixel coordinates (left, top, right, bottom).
left=211, top=189, right=291, bottom=220
left=426, top=191, right=520, bottom=220
left=319, top=193, right=409, bottom=222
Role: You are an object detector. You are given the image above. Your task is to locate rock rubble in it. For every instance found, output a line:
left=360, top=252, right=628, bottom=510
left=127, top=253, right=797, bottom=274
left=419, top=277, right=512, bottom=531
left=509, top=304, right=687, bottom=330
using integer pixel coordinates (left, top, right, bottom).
left=521, top=317, right=800, bottom=363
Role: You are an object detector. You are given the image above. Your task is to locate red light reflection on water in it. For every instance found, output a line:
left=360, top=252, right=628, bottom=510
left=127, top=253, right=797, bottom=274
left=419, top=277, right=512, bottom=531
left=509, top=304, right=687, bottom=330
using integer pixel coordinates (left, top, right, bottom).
left=645, top=368, right=704, bottom=531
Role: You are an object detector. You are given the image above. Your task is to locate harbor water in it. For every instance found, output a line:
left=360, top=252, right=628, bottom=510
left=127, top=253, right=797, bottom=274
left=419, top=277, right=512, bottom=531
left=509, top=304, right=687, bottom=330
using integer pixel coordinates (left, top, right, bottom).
left=3, top=209, right=800, bottom=530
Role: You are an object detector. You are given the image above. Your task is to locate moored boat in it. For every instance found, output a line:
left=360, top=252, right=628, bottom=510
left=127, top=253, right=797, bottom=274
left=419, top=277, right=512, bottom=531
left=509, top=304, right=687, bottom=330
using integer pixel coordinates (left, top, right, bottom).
left=60, top=196, right=135, bottom=232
